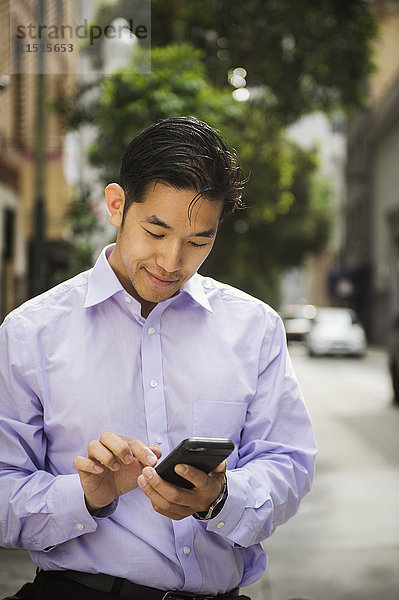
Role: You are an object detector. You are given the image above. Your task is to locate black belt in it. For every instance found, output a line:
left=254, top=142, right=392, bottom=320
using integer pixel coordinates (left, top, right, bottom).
left=40, top=570, right=243, bottom=600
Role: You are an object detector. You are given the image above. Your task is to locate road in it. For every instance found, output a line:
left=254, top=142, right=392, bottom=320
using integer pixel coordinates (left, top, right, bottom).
left=245, top=345, right=399, bottom=600
left=1, top=347, right=398, bottom=599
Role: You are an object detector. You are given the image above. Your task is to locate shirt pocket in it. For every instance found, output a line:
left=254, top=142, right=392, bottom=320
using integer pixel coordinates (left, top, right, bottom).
left=192, top=400, right=247, bottom=452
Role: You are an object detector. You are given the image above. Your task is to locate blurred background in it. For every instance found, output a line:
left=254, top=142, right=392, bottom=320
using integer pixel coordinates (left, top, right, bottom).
left=0, top=1, right=398, bottom=599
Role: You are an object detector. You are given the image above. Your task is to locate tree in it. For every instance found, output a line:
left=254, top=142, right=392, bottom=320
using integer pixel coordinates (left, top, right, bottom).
left=150, top=0, right=377, bottom=122
left=202, top=130, right=331, bottom=303
left=84, top=0, right=377, bottom=122
left=85, top=44, right=243, bottom=183
left=54, top=44, right=329, bottom=302
left=54, top=0, right=378, bottom=300
left=53, top=185, right=104, bottom=283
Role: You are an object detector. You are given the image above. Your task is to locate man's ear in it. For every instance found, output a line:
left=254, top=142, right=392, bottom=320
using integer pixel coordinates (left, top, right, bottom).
left=105, top=183, right=125, bottom=227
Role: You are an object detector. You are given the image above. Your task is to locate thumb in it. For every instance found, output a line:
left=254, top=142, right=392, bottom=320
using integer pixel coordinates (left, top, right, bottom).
left=212, top=459, right=227, bottom=474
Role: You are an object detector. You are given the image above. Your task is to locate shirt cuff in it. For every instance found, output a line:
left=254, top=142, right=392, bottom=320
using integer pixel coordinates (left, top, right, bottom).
left=45, top=474, right=117, bottom=548
left=90, top=498, right=119, bottom=519
left=203, top=469, right=268, bottom=548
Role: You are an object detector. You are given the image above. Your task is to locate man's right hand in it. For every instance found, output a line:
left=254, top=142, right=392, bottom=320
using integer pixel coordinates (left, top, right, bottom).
left=73, top=432, right=162, bottom=513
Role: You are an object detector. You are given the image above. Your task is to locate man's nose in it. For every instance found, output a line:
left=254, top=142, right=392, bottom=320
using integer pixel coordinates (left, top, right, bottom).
left=156, top=240, right=182, bottom=273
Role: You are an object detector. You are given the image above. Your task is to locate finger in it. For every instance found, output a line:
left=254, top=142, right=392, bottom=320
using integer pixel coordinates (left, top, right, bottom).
left=125, top=438, right=158, bottom=466
left=99, top=432, right=158, bottom=467
left=88, top=439, right=122, bottom=471
left=211, top=459, right=227, bottom=474
left=99, top=431, right=138, bottom=466
left=137, top=469, right=191, bottom=517
left=139, top=467, right=193, bottom=505
left=172, top=460, right=227, bottom=488
left=148, top=444, right=163, bottom=460
left=119, top=436, right=162, bottom=461
left=74, top=455, right=104, bottom=475
left=174, top=464, right=220, bottom=490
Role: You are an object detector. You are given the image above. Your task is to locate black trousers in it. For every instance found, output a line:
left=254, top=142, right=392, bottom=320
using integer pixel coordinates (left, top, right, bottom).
left=4, top=570, right=121, bottom=600
left=3, top=571, right=249, bottom=600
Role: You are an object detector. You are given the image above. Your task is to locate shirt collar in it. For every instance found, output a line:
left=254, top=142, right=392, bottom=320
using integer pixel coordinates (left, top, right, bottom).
left=181, top=273, right=213, bottom=313
left=84, top=244, right=213, bottom=313
left=83, top=244, right=125, bottom=308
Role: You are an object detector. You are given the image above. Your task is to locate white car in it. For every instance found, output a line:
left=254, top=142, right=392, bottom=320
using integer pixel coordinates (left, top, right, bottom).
left=279, top=304, right=317, bottom=342
left=306, top=307, right=367, bottom=357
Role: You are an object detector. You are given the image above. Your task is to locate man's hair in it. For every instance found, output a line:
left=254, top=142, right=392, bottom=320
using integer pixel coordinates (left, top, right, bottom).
left=119, top=116, right=245, bottom=223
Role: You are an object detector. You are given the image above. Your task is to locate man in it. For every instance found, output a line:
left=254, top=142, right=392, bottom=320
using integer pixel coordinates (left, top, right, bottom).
left=0, top=117, right=316, bottom=600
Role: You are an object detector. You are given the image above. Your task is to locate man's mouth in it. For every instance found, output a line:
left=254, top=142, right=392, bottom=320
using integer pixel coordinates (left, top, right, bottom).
left=144, top=269, right=179, bottom=288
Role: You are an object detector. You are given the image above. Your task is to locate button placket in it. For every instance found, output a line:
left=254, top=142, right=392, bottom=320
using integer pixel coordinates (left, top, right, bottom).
left=141, top=315, right=170, bottom=456
left=172, top=520, right=202, bottom=590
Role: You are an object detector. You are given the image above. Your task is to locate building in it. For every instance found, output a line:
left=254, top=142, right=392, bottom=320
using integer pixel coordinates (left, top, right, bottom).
left=340, top=1, right=399, bottom=343
left=281, top=112, right=347, bottom=309
left=0, top=0, right=76, bottom=320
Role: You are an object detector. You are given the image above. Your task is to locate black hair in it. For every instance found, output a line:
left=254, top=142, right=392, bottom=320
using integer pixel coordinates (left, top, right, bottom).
left=119, top=116, right=245, bottom=224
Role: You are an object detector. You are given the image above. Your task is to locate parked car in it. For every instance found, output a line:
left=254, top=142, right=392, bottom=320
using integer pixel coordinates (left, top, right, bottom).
left=387, top=315, right=399, bottom=406
left=279, top=304, right=317, bottom=342
left=306, top=307, right=367, bottom=357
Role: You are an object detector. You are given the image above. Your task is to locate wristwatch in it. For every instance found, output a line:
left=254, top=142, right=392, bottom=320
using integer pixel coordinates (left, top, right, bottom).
left=194, top=478, right=227, bottom=521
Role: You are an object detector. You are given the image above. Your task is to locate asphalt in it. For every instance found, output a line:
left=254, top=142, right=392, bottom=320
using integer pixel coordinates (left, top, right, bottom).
left=243, top=346, right=399, bottom=600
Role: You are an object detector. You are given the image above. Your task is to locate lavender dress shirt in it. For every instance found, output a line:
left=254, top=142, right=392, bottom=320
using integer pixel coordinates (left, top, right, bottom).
left=0, top=244, right=316, bottom=595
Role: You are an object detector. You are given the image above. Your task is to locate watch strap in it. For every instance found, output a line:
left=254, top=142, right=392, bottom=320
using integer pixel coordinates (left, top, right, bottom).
left=193, top=478, right=227, bottom=521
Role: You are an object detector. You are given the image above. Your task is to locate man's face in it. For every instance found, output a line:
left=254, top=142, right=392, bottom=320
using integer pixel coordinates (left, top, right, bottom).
left=106, top=182, right=223, bottom=316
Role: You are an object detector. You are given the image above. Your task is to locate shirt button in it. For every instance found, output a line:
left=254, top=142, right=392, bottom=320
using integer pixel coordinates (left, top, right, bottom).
left=76, top=523, right=84, bottom=531
left=150, top=379, right=158, bottom=388
left=183, top=546, right=191, bottom=555
left=155, top=435, right=163, bottom=444
left=216, top=521, right=224, bottom=529
left=124, top=296, right=132, bottom=303
left=148, top=327, right=155, bottom=335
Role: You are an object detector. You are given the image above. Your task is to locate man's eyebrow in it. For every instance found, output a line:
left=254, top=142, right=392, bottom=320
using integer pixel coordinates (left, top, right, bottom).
left=143, top=215, right=216, bottom=238
left=192, top=228, right=216, bottom=238
left=144, top=215, right=172, bottom=230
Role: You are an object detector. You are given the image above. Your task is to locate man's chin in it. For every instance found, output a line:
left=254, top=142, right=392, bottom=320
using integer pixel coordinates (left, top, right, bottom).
left=137, top=284, right=181, bottom=305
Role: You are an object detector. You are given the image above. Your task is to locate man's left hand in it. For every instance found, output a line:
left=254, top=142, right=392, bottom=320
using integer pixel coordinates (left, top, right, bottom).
left=137, top=461, right=226, bottom=520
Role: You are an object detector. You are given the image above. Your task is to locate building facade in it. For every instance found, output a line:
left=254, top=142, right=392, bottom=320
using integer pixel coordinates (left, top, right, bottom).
left=0, top=0, right=76, bottom=320
left=340, top=1, right=399, bottom=343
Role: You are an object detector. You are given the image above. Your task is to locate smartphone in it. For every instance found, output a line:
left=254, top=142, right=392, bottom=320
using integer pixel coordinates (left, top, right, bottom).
left=155, top=437, right=234, bottom=489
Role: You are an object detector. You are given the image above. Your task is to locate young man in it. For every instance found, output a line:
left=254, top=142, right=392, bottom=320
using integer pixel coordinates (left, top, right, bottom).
left=0, top=117, right=316, bottom=600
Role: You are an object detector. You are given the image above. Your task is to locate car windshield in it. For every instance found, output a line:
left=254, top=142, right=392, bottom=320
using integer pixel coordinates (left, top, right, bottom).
left=315, top=309, right=356, bottom=325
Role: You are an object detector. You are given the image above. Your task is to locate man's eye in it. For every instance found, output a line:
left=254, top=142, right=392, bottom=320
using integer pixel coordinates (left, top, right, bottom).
left=144, top=229, right=163, bottom=239
left=189, top=241, right=208, bottom=248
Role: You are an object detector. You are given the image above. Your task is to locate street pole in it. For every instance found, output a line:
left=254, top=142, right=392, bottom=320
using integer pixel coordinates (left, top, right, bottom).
left=32, top=0, right=47, bottom=296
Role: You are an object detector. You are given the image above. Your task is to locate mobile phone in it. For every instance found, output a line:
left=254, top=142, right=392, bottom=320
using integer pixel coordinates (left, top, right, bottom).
left=155, top=437, right=234, bottom=489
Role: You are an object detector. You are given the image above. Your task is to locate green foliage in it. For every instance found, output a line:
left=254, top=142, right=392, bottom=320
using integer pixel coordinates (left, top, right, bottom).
left=83, top=0, right=377, bottom=123
left=54, top=186, right=104, bottom=282
left=66, top=44, right=329, bottom=302
left=53, top=0, right=378, bottom=298
left=202, top=137, right=331, bottom=303
left=86, top=44, right=243, bottom=183
left=151, top=0, right=378, bottom=122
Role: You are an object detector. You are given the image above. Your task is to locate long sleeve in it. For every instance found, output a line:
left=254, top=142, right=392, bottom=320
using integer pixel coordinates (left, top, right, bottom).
left=204, top=314, right=317, bottom=547
left=0, top=316, right=100, bottom=551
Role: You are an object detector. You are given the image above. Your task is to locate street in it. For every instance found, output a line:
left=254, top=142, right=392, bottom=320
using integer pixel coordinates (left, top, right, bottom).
left=245, top=345, right=399, bottom=600
left=1, top=347, right=399, bottom=599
